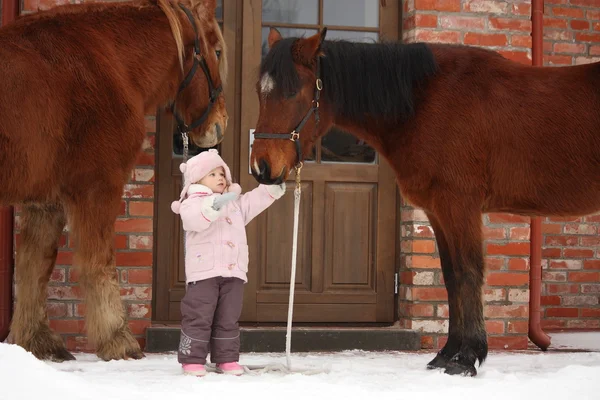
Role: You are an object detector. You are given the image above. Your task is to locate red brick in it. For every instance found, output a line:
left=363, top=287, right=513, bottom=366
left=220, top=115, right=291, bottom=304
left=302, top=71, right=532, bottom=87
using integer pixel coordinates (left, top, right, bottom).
left=489, top=18, right=532, bottom=32
left=564, top=224, right=597, bottom=235
left=144, top=117, right=156, bottom=133
left=415, top=0, right=461, bottom=12
left=508, top=258, right=528, bottom=271
left=486, top=305, right=528, bottom=318
left=464, top=0, right=508, bottom=14
left=486, top=320, right=505, bottom=334
left=114, top=218, right=153, bottom=233
left=589, top=10, right=600, bottom=20
left=56, top=251, right=73, bottom=265
left=115, top=235, right=128, bottom=249
left=129, top=201, right=154, bottom=217
left=571, top=20, right=591, bottom=30
left=545, top=308, right=578, bottom=318
left=553, top=43, right=587, bottom=54
left=581, top=308, right=600, bottom=317
left=412, top=240, right=436, bottom=253
left=541, top=295, right=561, bottom=306
left=568, top=272, right=600, bottom=282
left=400, top=271, right=414, bottom=285
left=571, top=0, right=600, bottom=7
left=412, top=287, right=448, bottom=301
left=486, top=272, right=529, bottom=286
left=545, top=54, right=573, bottom=65
left=122, top=184, right=154, bottom=199
left=440, top=16, right=485, bottom=30
left=546, top=283, right=579, bottom=294
left=116, top=252, right=153, bottom=267
left=130, top=235, right=153, bottom=250
left=551, top=6, right=585, bottom=18
left=415, top=30, right=461, bottom=43
left=584, top=260, right=600, bottom=270
left=507, top=320, right=528, bottom=334
left=545, top=235, right=578, bottom=246
left=542, top=248, right=562, bottom=258
left=135, top=151, right=155, bottom=166
left=509, top=227, right=529, bottom=240
left=563, top=248, right=595, bottom=258
left=409, top=255, right=441, bottom=268
left=415, top=14, right=438, bottom=28
left=549, top=259, right=583, bottom=270
left=483, top=226, right=506, bottom=240
left=576, top=32, right=600, bottom=42
left=50, top=267, right=66, bottom=283
left=511, top=4, right=532, bottom=17
left=128, top=268, right=153, bottom=284
left=542, top=222, right=562, bottom=234
left=488, top=336, right=528, bottom=350
left=127, top=303, right=152, bottom=319
left=511, top=34, right=532, bottom=48
left=408, top=304, right=435, bottom=317
left=567, top=319, right=600, bottom=329
left=486, top=242, right=530, bottom=256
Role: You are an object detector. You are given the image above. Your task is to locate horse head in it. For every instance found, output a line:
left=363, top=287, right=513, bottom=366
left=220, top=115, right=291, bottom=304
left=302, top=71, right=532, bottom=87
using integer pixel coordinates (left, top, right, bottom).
left=250, top=27, right=331, bottom=184
left=162, top=0, right=228, bottom=148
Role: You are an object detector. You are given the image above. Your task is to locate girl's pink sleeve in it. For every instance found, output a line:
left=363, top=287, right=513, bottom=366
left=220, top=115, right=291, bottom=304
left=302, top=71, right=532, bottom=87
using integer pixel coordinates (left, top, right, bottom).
left=179, top=196, right=220, bottom=232
left=237, top=184, right=284, bottom=225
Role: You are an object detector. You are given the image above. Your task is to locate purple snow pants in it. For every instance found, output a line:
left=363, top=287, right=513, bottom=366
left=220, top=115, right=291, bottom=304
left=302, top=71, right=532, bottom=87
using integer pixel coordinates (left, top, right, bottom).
left=177, top=277, right=244, bottom=365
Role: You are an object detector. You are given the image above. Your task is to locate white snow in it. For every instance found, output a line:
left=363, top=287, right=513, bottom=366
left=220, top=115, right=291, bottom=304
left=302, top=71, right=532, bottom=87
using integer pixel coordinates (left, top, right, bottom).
left=1, top=343, right=600, bottom=400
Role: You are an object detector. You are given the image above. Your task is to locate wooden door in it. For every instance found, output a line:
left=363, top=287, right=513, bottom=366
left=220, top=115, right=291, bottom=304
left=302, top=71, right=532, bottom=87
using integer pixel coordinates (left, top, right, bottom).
left=239, top=0, right=399, bottom=323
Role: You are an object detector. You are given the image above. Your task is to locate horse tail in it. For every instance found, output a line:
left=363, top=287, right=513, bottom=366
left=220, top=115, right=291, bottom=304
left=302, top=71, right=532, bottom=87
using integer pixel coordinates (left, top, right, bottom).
left=156, top=0, right=185, bottom=73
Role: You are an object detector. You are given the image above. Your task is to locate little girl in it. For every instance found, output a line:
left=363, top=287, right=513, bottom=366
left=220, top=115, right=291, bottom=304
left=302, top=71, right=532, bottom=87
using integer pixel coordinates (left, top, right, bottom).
left=171, top=149, right=285, bottom=376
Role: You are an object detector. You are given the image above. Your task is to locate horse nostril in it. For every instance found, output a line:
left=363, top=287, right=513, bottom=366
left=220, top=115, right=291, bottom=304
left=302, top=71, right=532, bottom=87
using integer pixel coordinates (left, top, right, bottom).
left=259, top=159, right=270, bottom=180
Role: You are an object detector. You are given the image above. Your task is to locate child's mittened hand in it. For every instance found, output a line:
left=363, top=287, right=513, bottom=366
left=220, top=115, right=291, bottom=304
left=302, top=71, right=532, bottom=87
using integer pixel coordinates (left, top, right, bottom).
left=212, top=192, right=239, bottom=210
left=266, top=182, right=286, bottom=199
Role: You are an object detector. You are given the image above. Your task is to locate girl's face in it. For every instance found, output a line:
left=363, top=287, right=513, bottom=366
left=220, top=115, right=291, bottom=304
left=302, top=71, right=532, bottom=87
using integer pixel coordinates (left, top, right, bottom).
left=199, top=166, right=226, bottom=194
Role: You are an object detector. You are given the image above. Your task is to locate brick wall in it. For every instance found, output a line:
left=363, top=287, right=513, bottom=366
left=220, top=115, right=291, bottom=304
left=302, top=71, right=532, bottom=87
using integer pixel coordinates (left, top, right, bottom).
left=401, top=0, right=600, bottom=350
left=14, top=0, right=156, bottom=352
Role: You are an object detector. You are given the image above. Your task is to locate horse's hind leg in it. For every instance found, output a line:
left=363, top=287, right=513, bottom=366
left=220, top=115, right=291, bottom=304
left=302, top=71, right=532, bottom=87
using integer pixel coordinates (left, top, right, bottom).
left=431, top=205, right=487, bottom=377
left=10, top=202, right=74, bottom=362
left=69, top=185, right=144, bottom=361
left=425, top=213, right=462, bottom=370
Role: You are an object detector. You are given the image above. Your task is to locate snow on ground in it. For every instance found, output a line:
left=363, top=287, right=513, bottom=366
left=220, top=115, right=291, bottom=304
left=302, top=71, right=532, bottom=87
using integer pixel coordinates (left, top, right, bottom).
left=1, top=343, right=600, bottom=400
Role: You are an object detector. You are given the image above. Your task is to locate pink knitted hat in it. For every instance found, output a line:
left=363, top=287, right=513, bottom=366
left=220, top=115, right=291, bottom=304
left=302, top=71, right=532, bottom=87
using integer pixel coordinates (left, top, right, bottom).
left=171, top=149, right=235, bottom=214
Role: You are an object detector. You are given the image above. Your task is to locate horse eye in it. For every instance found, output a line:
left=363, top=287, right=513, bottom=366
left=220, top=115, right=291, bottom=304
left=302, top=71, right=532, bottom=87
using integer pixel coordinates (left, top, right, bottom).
left=215, top=50, right=221, bottom=58
left=285, top=90, right=298, bottom=98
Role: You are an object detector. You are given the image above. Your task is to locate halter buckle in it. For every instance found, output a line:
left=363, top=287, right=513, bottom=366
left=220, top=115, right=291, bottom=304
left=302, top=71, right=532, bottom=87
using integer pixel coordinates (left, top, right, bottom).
left=316, top=78, right=323, bottom=91
left=290, top=131, right=300, bottom=141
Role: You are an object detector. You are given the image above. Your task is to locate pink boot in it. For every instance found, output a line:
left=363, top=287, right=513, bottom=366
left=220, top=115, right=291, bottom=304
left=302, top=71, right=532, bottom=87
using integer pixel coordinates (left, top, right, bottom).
left=216, top=362, right=244, bottom=376
left=182, top=364, right=207, bottom=377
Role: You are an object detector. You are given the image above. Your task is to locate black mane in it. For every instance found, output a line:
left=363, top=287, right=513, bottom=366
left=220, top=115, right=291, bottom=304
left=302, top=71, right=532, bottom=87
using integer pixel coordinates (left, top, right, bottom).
left=259, top=37, right=438, bottom=122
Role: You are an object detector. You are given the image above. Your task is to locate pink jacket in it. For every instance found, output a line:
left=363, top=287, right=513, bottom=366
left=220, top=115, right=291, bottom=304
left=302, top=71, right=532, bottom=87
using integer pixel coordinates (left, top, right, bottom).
left=178, top=183, right=285, bottom=283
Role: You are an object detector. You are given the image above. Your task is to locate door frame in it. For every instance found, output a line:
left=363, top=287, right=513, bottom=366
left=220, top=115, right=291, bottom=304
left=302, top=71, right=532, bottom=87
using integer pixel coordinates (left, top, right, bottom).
left=238, top=0, right=401, bottom=323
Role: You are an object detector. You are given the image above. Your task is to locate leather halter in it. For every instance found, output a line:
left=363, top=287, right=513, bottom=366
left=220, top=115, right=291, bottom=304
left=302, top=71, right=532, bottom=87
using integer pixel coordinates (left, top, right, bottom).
left=170, top=4, right=223, bottom=136
left=253, top=57, right=322, bottom=168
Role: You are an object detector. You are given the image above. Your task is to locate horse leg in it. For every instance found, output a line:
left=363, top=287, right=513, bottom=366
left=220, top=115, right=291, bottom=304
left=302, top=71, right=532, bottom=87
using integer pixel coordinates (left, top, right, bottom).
left=10, top=202, right=74, bottom=362
left=69, top=185, right=144, bottom=361
left=431, top=206, right=487, bottom=376
left=425, top=212, right=461, bottom=370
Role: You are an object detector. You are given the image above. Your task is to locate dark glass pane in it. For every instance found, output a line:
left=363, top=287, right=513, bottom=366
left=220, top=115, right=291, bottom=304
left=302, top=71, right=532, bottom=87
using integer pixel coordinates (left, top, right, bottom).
left=321, top=127, right=375, bottom=164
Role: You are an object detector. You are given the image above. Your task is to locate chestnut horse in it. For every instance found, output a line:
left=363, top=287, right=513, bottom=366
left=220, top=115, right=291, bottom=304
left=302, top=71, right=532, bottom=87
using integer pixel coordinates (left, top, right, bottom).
left=250, top=28, right=600, bottom=376
left=0, top=0, right=228, bottom=361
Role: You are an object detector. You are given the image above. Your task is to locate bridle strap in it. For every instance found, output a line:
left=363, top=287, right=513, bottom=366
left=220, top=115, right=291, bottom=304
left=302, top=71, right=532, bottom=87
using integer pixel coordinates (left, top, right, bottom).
left=253, top=56, right=322, bottom=167
left=170, top=4, right=223, bottom=135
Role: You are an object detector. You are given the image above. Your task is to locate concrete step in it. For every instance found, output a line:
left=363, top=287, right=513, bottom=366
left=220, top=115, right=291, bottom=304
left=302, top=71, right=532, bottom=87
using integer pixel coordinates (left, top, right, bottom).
left=145, top=325, right=421, bottom=353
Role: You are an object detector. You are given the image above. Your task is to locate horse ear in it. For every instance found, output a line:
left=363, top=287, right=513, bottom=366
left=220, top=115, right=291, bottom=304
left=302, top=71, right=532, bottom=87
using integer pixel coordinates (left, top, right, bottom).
left=294, top=28, right=327, bottom=65
left=268, top=27, right=282, bottom=49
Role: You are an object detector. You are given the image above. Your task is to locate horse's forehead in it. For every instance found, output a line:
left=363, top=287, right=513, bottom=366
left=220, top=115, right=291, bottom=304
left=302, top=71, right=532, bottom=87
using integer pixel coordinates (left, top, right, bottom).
left=260, top=73, right=275, bottom=96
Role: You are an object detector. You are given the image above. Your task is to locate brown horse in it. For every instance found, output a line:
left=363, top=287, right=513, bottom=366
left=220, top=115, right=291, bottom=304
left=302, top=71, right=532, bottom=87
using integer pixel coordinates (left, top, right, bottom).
left=250, top=28, right=600, bottom=376
left=0, top=0, right=228, bottom=361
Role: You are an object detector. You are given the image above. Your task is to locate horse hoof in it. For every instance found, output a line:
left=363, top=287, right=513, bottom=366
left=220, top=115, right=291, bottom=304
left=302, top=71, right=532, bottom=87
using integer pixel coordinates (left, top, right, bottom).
left=444, top=361, right=477, bottom=377
left=426, top=352, right=451, bottom=370
left=96, top=331, right=144, bottom=361
left=50, top=347, right=77, bottom=362
left=126, top=348, right=146, bottom=360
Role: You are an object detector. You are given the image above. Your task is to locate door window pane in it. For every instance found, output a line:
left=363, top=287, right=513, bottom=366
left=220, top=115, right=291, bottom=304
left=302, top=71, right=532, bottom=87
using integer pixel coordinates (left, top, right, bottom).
left=216, top=0, right=223, bottom=20
left=321, top=128, right=376, bottom=164
left=326, top=30, right=379, bottom=43
left=323, top=0, right=379, bottom=28
left=262, top=0, right=318, bottom=25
